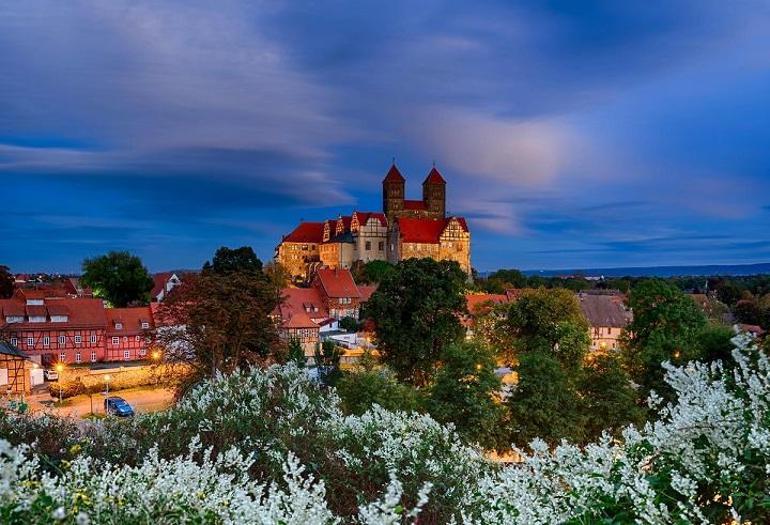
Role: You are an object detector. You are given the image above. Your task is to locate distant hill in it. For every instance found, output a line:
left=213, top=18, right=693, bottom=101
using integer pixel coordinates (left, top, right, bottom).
left=519, top=262, right=770, bottom=278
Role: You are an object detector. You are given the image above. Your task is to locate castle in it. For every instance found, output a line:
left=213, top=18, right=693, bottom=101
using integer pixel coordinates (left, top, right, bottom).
left=275, top=163, right=471, bottom=280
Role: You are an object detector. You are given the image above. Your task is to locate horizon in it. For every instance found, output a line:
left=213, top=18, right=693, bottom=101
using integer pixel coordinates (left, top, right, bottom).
left=2, top=2, right=770, bottom=271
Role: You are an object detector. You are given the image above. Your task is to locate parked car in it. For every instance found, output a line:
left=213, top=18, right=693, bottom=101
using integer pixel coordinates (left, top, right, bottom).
left=43, top=369, right=58, bottom=381
left=104, top=397, right=134, bottom=417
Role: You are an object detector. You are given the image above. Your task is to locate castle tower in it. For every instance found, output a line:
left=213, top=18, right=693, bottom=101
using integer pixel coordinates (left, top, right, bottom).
left=422, top=166, right=446, bottom=218
left=382, top=163, right=405, bottom=224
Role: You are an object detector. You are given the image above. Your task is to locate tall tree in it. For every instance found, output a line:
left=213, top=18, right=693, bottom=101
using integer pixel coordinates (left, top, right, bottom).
left=428, top=341, right=505, bottom=449
left=0, top=265, right=13, bottom=299
left=155, top=255, right=280, bottom=386
left=506, top=350, right=586, bottom=447
left=202, top=246, right=263, bottom=275
left=506, top=287, right=590, bottom=368
left=364, top=258, right=467, bottom=386
left=351, top=260, right=395, bottom=285
left=621, top=279, right=707, bottom=397
left=580, top=354, right=644, bottom=440
left=81, top=251, right=153, bottom=307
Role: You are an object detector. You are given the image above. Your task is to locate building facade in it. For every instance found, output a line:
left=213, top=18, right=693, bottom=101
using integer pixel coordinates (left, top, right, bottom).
left=0, top=289, right=155, bottom=366
left=577, top=292, right=633, bottom=352
left=276, top=163, right=471, bottom=280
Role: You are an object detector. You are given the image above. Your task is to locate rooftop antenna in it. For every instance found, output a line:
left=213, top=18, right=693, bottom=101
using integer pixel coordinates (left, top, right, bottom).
left=392, top=156, right=396, bottom=165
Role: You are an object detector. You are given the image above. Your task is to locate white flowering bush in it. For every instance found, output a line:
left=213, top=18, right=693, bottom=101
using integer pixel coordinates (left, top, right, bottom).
left=462, top=334, right=770, bottom=524
left=1, top=335, right=768, bottom=524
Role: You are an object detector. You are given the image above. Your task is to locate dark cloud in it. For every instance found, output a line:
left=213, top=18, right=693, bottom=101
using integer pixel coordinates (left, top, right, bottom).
left=0, top=0, right=769, bottom=271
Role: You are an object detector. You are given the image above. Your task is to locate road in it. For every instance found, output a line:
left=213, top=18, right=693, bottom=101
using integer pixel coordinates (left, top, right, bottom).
left=27, top=386, right=175, bottom=418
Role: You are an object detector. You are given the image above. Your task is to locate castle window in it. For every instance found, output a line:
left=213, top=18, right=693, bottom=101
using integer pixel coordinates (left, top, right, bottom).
left=75, top=352, right=81, bottom=364
left=112, top=337, right=120, bottom=346
left=123, top=350, right=130, bottom=360
left=378, top=242, right=384, bottom=251
left=58, top=335, right=65, bottom=345
left=74, top=335, right=82, bottom=344
left=365, top=241, right=371, bottom=251
left=27, top=337, right=34, bottom=347
left=10, top=337, right=17, bottom=347
left=59, top=352, right=66, bottom=362
left=90, top=334, right=97, bottom=344
left=91, top=351, right=97, bottom=362
left=43, top=336, right=50, bottom=347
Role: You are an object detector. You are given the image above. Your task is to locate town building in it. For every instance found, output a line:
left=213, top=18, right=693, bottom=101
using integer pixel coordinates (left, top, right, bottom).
left=0, top=289, right=155, bottom=366
left=0, top=340, right=31, bottom=396
left=273, top=268, right=375, bottom=356
left=275, top=163, right=471, bottom=280
left=151, top=272, right=182, bottom=302
left=577, top=292, right=632, bottom=352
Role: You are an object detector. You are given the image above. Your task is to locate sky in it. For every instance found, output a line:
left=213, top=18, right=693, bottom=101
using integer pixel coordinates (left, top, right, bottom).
left=2, top=0, right=770, bottom=273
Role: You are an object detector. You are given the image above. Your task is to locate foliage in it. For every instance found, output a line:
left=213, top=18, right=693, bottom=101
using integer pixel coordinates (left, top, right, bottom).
left=314, top=340, right=342, bottom=385
left=338, top=316, right=361, bottom=333
left=286, top=337, right=306, bottom=368
left=155, top=256, right=280, bottom=384
left=80, top=251, right=153, bottom=307
left=1, top=336, right=770, bottom=523
left=478, top=268, right=526, bottom=293
left=506, top=350, right=586, bottom=447
left=351, top=259, right=395, bottom=284
left=202, top=245, right=263, bottom=275
left=0, top=265, right=13, bottom=299
left=621, top=279, right=707, bottom=397
left=427, top=341, right=505, bottom=449
left=697, top=324, right=737, bottom=364
left=506, top=287, right=590, bottom=368
left=336, top=368, right=424, bottom=416
left=365, top=258, right=467, bottom=386
left=580, top=354, right=644, bottom=440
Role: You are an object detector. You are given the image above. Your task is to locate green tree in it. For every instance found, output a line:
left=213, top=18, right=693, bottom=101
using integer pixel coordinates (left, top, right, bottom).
left=0, top=265, right=13, bottom=299
left=314, top=340, right=342, bottom=385
left=506, top=351, right=585, bottom=447
left=621, top=279, right=707, bottom=397
left=352, top=260, right=395, bottom=284
left=155, top=253, right=280, bottom=387
left=697, top=325, right=736, bottom=365
left=506, top=287, right=590, bottom=368
left=428, top=341, right=505, bottom=449
left=202, top=246, right=263, bottom=275
left=81, top=251, right=153, bottom=307
left=287, top=337, right=306, bottom=368
left=580, top=354, right=644, bottom=440
left=365, top=258, right=467, bottom=386
left=336, top=368, right=424, bottom=415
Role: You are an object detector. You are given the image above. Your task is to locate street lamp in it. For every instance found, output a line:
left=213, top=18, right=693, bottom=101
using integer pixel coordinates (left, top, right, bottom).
left=55, top=363, right=64, bottom=404
left=104, top=374, right=111, bottom=397
left=151, top=350, right=161, bottom=362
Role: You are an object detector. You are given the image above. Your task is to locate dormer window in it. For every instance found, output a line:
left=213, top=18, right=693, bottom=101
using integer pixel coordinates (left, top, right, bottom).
left=26, top=299, right=44, bottom=306
left=4, top=315, right=23, bottom=323
left=50, top=315, right=69, bottom=323
left=141, top=321, right=149, bottom=329
left=28, top=315, right=46, bottom=323
left=115, top=322, right=123, bottom=330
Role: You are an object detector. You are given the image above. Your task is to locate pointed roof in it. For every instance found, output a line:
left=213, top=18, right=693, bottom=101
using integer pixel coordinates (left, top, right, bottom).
left=424, top=166, right=446, bottom=185
left=383, top=164, right=405, bottom=183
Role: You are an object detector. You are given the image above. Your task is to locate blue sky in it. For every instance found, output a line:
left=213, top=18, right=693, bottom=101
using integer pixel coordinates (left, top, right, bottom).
left=1, top=1, right=769, bottom=272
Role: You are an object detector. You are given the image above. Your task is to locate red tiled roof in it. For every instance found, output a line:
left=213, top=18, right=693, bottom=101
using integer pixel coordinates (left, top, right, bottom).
left=46, top=304, right=70, bottom=316
left=315, top=268, right=361, bottom=299
left=357, top=284, right=378, bottom=303
left=403, top=200, right=427, bottom=211
left=283, top=222, right=325, bottom=243
left=0, top=297, right=108, bottom=328
left=383, top=164, right=405, bottom=183
left=151, top=272, right=174, bottom=298
left=466, top=293, right=509, bottom=315
left=353, top=211, right=387, bottom=228
left=106, top=307, right=153, bottom=335
left=424, top=166, right=446, bottom=184
left=281, top=310, right=319, bottom=329
left=277, top=287, right=328, bottom=322
left=397, top=217, right=469, bottom=244
left=25, top=305, right=47, bottom=317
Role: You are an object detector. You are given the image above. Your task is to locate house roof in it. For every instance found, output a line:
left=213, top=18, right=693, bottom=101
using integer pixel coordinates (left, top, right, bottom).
left=397, top=217, right=469, bottom=244
left=357, top=284, right=378, bottom=303
left=466, top=293, right=509, bottom=315
left=283, top=222, right=325, bottom=244
left=578, top=293, right=632, bottom=328
left=336, top=216, right=352, bottom=231
left=423, top=166, right=446, bottom=185
left=315, top=268, right=361, bottom=299
left=0, top=340, right=27, bottom=359
left=403, top=199, right=427, bottom=211
left=151, top=272, right=174, bottom=297
left=281, top=310, right=319, bottom=329
left=106, top=307, right=154, bottom=335
left=383, top=164, right=405, bottom=183
left=277, top=287, right=328, bottom=322
left=353, top=211, right=387, bottom=228
left=0, top=297, right=108, bottom=329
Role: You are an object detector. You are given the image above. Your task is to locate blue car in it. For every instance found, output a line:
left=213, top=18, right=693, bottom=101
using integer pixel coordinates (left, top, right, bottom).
left=104, top=397, right=135, bottom=417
